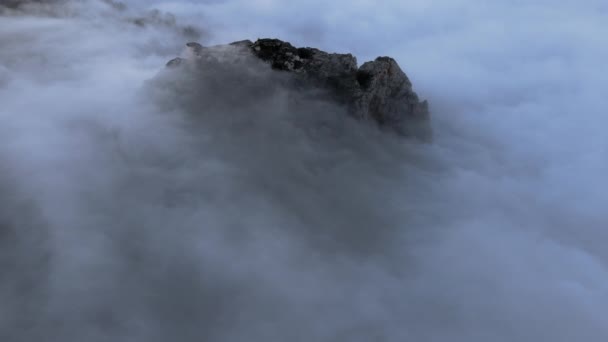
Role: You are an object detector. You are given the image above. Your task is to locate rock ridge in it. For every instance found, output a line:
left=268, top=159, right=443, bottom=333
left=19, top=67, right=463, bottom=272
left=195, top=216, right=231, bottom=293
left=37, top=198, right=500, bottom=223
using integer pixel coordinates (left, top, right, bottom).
left=167, top=38, right=431, bottom=139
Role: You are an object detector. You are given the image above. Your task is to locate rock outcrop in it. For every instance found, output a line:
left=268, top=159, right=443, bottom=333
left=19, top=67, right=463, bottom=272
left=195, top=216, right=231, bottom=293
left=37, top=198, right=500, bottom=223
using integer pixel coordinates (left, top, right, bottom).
left=166, top=38, right=431, bottom=140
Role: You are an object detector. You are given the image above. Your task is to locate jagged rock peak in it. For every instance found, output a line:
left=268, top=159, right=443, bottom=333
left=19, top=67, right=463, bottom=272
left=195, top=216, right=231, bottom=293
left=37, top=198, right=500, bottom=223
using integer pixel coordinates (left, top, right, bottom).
left=167, top=38, right=431, bottom=140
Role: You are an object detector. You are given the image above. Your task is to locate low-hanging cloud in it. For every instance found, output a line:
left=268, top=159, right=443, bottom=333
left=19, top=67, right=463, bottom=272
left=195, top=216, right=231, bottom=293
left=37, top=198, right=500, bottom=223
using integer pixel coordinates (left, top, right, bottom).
left=1, top=1, right=607, bottom=341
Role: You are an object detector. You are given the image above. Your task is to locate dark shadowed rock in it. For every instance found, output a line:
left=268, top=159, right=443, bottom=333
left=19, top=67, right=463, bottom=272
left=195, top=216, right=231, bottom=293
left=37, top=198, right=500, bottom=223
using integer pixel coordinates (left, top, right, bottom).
left=166, top=57, right=185, bottom=68
left=0, top=0, right=68, bottom=11
left=167, top=38, right=431, bottom=140
left=1, top=0, right=59, bottom=8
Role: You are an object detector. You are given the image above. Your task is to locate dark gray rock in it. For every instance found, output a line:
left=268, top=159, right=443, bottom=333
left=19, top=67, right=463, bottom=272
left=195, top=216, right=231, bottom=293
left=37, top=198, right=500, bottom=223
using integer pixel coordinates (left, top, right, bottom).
left=167, top=38, right=431, bottom=140
left=166, top=57, right=185, bottom=68
left=0, top=0, right=61, bottom=8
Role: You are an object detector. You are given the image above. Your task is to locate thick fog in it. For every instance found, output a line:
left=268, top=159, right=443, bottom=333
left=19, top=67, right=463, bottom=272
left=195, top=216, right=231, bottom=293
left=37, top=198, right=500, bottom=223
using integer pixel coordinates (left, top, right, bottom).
left=1, top=1, right=607, bottom=341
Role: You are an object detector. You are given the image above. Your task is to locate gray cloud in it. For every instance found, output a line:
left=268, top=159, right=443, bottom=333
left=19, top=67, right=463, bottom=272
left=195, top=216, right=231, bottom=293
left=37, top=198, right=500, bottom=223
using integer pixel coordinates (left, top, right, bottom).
left=1, top=0, right=607, bottom=341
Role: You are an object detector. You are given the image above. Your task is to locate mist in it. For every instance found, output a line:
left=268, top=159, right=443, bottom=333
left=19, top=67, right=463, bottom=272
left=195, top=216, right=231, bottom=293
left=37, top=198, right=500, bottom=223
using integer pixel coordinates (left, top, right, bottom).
left=1, top=1, right=607, bottom=341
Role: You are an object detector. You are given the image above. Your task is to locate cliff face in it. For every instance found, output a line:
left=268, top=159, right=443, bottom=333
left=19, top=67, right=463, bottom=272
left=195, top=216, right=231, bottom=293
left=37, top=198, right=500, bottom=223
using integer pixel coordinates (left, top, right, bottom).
left=167, top=38, right=431, bottom=140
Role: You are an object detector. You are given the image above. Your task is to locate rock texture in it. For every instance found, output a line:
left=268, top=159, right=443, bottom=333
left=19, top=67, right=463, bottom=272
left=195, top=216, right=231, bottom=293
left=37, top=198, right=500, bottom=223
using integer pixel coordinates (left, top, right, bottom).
left=167, top=38, right=431, bottom=139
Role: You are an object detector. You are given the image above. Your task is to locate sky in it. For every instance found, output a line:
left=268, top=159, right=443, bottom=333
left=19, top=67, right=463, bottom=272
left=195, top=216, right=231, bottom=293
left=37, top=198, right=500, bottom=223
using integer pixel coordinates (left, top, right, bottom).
left=0, top=1, right=607, bottom=341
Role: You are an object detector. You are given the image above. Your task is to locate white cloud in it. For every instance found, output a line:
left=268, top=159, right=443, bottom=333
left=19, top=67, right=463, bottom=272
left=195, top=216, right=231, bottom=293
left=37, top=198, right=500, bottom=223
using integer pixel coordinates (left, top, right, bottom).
left=1, top=1, right=607, bottom=341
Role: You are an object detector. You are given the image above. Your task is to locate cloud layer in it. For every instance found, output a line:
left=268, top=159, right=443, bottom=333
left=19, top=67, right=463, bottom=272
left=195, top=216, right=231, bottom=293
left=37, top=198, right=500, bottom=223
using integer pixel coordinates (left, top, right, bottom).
left=0, top=1, right=607, bottom=341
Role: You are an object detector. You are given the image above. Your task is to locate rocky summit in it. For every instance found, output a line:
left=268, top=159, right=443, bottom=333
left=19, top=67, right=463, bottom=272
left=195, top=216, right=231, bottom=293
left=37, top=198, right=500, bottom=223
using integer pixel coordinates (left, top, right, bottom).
left=166, top=38, right=431, bottom=140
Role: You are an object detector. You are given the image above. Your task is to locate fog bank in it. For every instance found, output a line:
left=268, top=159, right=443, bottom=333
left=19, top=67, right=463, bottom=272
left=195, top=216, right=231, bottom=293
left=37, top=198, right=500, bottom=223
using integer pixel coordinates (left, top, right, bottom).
left=1, top=1, right=607, bottom=341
